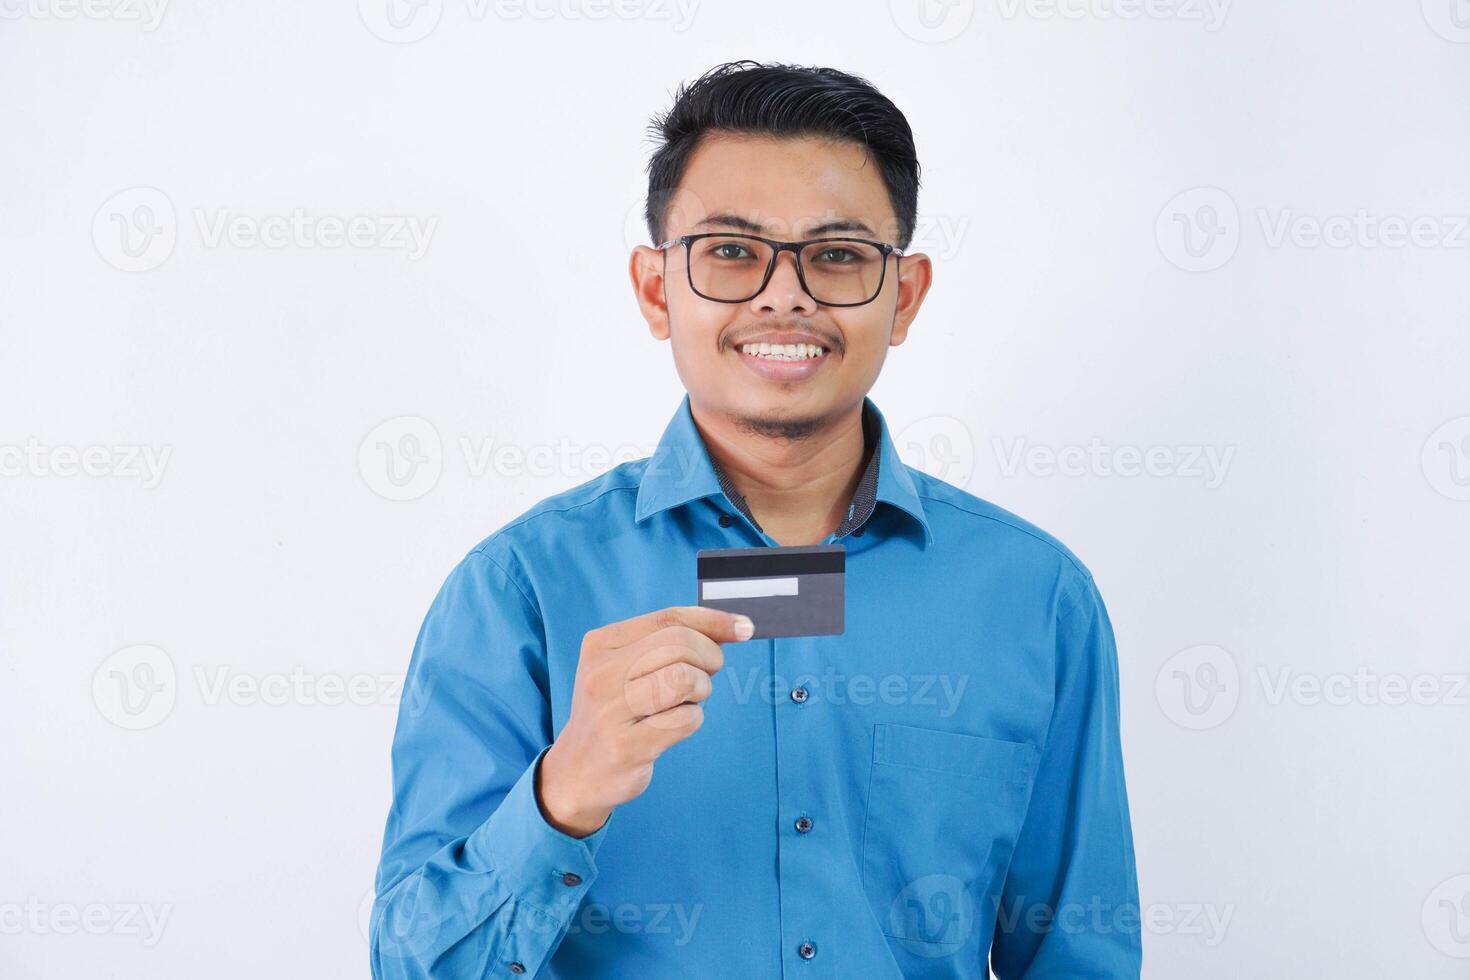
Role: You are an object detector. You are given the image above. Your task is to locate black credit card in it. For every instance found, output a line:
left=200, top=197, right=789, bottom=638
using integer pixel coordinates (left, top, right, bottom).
left=696, top=544, right=845, bottom=639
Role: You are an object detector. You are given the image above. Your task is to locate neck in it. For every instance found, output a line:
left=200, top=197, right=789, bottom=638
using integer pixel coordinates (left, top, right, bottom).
left=691, top=397, right=870, bottom=547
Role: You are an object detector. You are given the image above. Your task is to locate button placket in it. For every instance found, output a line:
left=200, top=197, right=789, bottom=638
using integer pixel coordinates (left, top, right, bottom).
left=775, top=634, right=834, bottom=970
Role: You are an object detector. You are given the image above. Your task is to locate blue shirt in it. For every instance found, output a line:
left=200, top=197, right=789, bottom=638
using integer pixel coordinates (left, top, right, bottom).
left=371, top=394, right=1142, bottom=979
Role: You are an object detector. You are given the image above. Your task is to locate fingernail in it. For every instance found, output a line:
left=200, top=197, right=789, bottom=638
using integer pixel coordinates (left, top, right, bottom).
left=733, top=616, right=754, bottom=641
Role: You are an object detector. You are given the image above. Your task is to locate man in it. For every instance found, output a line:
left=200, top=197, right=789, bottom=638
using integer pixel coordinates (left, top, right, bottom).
left=371, top=60, right=1141, bottom=978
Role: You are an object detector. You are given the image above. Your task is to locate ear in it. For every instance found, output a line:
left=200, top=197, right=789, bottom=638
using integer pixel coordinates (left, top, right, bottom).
left=888, top=251, right=933, bottom=346
left=630, top=245, right=672, bottom=341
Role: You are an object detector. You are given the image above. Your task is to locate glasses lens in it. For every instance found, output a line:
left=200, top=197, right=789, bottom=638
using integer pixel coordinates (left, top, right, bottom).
left=799, top=239, right=886, bottom=305
left=687, top=235, right=775, bottom=302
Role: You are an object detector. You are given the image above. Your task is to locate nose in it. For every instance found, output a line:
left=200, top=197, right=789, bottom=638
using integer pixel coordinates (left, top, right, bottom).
left=749, top=248, right=818, bottom=316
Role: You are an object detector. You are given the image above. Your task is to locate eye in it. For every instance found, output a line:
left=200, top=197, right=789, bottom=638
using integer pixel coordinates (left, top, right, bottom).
left=709, top=241, right=756, bottom=260
left=813, top=246, right=861, bottom=264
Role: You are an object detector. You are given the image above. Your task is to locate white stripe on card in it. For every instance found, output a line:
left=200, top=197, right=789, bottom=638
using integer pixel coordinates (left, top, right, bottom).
left=701, top=576, right=800, bottom=600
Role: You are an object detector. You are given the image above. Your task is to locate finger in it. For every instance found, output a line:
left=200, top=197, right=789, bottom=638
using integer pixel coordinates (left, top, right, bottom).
left=623, top=661, right=714, bottom=720
left=621, top=625, right=725, bottom=684
left=589, top=605, right=753, bottom=652
left=631, top=700, right=706, bottom=747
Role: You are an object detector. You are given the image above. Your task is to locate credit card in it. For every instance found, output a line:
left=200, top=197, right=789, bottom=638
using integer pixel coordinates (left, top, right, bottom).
left=696, top=543, right=845, bottom=639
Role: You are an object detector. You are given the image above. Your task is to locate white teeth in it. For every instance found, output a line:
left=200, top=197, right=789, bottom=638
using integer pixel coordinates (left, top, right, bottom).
left=740, top=342, right=828, bottom=361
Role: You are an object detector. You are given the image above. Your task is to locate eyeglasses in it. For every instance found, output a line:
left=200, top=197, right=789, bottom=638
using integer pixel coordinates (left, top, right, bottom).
left=655, top=232, right=904, bottom=308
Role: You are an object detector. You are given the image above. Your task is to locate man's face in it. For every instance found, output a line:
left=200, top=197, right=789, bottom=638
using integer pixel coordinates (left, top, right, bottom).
left=631, top=133, right=932, bottom=440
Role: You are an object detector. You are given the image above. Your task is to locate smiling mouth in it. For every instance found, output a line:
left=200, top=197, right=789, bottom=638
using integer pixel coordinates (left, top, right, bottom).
left=737, top=342, right=830, bottom=362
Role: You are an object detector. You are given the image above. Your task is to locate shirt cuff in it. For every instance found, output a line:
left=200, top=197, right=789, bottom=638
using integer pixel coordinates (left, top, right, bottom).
left=465, top=745, right=612, bottom=919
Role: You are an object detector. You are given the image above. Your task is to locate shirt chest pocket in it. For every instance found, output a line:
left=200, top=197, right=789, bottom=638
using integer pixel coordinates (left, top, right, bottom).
left=860, top=722, right=1039, bottom=950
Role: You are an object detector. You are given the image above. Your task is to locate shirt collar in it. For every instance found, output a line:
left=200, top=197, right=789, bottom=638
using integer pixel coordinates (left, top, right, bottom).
left=634, top=393, right=934, bottom=546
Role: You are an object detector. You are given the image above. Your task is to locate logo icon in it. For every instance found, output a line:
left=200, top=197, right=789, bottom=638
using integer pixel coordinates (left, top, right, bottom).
left=895, top=414, right=974, bottom=500
left=358, top=0, right=443, bottom=43
left=1156, top=644, right=1239, bottom=730
left=1422, top=416, right=1470, bottom=501
left=93, top=187, right=177, bottom=272
left=359, top=416, right=443, bottom=501
left=359, top=888, right=376, bottom=944
left=890, top=0, right=975, bottom=42
left=1156, top=187, right=1240, bottom=272
left=373, top=876, right=443, bottom=959
left=1423, top=874, right=1470, bottom=957
left=1422, top=0, right=1470, bottom=42
left=92, top=644, right=178, bottom=730
left=889, top=874, right=974, bottom=954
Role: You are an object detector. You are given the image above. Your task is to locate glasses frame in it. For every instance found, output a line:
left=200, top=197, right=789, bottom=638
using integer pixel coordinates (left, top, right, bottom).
left=655, top=231, right=905, bottom=308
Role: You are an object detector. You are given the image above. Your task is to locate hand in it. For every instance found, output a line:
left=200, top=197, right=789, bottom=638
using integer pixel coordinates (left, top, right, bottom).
left=535, top=606, right=754, bottom=837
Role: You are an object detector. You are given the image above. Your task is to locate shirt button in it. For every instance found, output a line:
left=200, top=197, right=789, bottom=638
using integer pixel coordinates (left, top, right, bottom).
left=561, top=872, right=582, bottom=887
left=798, top=940, right=817, bottom=959
left=509, top=963, right=525, bottom=974
left=718, top=513, right=733, bottom=527
left=795, top=815, right=813, bottom=833
left=790, top=686, right=809, bottom=704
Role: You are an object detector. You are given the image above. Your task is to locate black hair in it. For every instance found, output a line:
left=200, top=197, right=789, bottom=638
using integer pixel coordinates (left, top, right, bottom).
left=643, top=60, right=921, bottom=250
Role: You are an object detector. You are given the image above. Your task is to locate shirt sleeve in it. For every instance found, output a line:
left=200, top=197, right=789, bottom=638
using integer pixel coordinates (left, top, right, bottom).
left=989, top=568, right=1143, bottom=979
left=370, top=547, right=614, bottom=980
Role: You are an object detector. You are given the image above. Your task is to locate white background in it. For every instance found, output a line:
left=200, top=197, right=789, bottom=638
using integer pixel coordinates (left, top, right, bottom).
left=3, top=1, right=1469, bottom=977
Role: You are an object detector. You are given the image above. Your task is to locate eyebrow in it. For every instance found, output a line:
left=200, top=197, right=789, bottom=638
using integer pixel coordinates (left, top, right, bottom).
left=694, top=212, right=877, bottom=238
